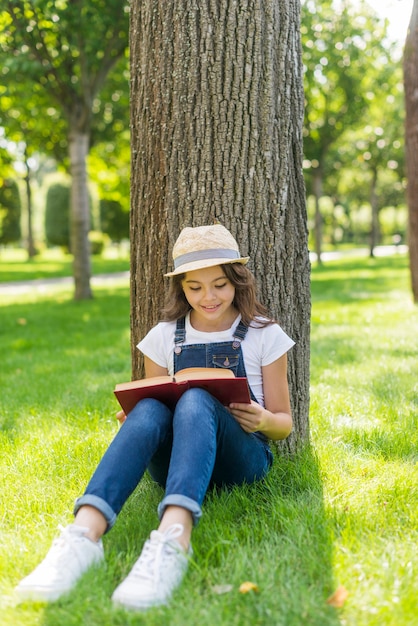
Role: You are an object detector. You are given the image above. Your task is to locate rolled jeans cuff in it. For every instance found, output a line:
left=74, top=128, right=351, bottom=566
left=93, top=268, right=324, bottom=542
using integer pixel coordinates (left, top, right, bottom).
left=158, top=494, right=202, bottom=526
left=73, top=495, right=117, bottom=533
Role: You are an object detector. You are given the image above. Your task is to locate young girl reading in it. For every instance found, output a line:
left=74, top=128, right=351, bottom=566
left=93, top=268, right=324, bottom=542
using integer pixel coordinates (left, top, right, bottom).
left=16, top=223, right=294, bottom=610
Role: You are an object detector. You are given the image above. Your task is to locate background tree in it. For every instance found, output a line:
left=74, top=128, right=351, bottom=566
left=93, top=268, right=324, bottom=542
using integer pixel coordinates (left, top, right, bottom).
left=44, top=182, right=70, bottom=249
left=302, top=0, right=394, bottom=263
left=0, top=179, right=21, bottom=245
left=100, top=198, right=129, bottom=243
left=0, top=76, right=68, bottom=258
left=329, top=62, right=405, bottom=255
left=89, top=126, right=130, bottom=234
left=1, top=0, right=129, bottom=299
left=0, top=144, right=14, bottom=185
left=404, top=0, right=418, bottom=302
left=130, top=0, right=311, bottom=452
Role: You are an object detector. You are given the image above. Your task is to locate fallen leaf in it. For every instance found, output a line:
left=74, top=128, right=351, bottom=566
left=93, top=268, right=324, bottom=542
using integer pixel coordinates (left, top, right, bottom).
left=326, top=585, right=349, bottom=608
left=212, top=584, right=233, bottom=595
left=239, top=581, right=259, bottom=594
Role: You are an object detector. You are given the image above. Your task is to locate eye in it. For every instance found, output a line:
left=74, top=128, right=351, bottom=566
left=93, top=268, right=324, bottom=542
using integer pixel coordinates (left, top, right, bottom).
left=188, top=286, right=201, bottom=292
left=215, top=282, right=227, bottom=289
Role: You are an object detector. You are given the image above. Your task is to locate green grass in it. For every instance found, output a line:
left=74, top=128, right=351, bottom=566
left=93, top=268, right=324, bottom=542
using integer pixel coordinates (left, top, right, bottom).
left=0, top=247, right=130, bottom=282
left=1, top=254, right=417, bottom=625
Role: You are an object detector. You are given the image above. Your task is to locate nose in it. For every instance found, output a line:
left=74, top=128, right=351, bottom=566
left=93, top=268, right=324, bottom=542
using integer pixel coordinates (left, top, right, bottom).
left=202, top=287, right=217, bottom=302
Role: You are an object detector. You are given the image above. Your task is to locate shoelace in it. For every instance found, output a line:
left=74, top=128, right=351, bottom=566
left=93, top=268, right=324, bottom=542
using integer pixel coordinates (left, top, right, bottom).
left=37, top=526, right=87, bottom=571
left=130, top=524, right=185, bottom=584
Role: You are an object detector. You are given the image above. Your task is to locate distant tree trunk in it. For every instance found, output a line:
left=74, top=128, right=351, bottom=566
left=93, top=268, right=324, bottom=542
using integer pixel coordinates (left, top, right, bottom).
left=369, top=167, right=379, bottom=258
left=404, top=0, right=418, bottom=302
left=69, top=126, right=92, bottom=300
left=312, top=170, right=323, bottom=264
left=130, top=0, right=311, bottom=452
left=24, top=150, right=36, bottom=259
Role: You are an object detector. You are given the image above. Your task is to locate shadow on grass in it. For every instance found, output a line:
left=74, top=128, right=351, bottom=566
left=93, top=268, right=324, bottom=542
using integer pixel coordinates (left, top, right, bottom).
left=38, top=447, right=342, bottom=626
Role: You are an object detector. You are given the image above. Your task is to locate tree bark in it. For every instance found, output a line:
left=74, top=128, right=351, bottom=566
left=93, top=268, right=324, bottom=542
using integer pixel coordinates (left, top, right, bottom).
left=130, top=0, right=310, bottom=451
left=24, top=151, right=36, bottom=259
left=69, top=128, right=92, bottom=300
left=404, top=0, right=418, bottom=302
left=369, top=167, right=379, bottom=258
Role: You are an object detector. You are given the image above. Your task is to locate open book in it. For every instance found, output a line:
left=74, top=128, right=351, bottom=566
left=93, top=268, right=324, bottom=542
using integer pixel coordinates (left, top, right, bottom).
left=114, top=367, right=251, bottom=414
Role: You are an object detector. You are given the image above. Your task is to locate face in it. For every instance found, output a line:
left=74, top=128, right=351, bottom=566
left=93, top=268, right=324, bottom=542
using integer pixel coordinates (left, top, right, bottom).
left=181, top=265, right=236, bottom=330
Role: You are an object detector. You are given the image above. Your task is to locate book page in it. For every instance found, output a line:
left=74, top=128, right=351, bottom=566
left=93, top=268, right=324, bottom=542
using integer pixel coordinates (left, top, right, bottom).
left=175, top=367, right=235, bottom=381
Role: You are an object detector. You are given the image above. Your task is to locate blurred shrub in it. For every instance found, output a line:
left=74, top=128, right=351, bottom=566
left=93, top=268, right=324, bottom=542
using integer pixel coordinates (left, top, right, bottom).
left=0, top=179, right=21, bottom=244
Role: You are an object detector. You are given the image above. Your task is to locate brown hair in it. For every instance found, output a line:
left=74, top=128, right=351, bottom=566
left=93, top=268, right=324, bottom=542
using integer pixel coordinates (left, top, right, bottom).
left=161, top=263, right=273, bottom=327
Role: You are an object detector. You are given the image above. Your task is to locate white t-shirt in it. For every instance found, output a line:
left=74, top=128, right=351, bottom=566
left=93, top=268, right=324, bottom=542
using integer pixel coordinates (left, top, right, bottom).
left=137, top=313, right=295, bottom=408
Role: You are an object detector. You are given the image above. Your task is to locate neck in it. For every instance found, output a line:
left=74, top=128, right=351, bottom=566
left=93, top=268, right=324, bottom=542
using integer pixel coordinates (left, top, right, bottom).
left=189, top=309, right=239, bottom=332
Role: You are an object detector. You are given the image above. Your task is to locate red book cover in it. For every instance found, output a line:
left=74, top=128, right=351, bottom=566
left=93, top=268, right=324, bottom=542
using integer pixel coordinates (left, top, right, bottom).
left=114, top=367, right=251, bottom=414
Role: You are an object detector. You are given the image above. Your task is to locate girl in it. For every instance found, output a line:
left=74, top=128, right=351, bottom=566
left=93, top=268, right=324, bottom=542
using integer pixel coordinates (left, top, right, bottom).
left=16, top=224, right=294, bottom=610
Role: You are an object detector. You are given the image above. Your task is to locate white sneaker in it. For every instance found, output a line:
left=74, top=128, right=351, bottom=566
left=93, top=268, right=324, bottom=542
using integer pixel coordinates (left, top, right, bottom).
left=15, top=525, right=104, bottom=602
left=111, top=523, right=192, bottom=610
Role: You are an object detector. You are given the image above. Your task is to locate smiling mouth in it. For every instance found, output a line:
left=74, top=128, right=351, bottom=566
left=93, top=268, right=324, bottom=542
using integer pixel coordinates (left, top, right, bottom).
left=201, top=304, right=221, bottom=311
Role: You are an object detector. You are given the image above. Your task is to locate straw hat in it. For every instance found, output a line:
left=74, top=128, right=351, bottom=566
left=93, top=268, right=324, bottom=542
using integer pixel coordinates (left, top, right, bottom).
left=165, top=224, right=249, bottom=276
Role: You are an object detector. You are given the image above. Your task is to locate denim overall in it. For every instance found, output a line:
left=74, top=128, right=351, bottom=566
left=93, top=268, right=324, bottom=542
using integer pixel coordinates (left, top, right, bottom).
left=173, top=317, right=265, bottom=441
left=74, top=317, right=273, bottom=529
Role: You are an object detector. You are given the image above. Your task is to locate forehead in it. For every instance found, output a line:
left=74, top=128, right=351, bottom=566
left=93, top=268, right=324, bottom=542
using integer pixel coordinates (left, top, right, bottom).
left=183, top=265, right=226, bottom=283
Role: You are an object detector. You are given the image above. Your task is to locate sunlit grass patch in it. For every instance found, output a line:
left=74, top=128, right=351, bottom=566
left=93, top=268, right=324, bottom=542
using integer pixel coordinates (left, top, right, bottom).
left=309, top=254, right=417, bottom=624
left=1, top=253, right=417, bottom=625
left=0, top=246, right=129, bottom=282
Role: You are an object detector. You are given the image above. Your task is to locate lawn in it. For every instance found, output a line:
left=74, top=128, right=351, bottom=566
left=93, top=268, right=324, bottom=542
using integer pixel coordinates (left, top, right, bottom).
left=0, top=253, right=416, bottom=626
left=0, top=246, right=130, bottom=282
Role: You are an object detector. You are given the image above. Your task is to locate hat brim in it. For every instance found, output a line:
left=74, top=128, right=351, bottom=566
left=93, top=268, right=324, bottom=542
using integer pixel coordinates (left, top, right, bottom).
left=164, top=256, right=249, bottom=277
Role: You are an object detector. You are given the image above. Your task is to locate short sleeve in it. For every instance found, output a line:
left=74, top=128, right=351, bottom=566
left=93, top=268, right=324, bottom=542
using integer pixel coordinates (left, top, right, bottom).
left=261, top=323, right=295, bottom=366
left=137, top=322, right=176, bottom=371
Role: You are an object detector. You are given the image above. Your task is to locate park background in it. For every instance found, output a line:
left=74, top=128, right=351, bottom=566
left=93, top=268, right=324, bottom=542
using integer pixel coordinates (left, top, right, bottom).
left=0, top=0, right=415, bottom=264
left=1, top=1, right=417, bottom=625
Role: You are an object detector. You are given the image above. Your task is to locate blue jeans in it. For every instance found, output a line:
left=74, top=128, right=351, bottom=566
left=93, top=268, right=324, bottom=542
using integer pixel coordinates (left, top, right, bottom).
left=74, top=388, right=273, bottom=530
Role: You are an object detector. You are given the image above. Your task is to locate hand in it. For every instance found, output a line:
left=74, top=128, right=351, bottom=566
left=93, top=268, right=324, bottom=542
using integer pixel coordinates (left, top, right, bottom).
left=116, top=409, right=127, bottom=425
left=229, top=400, right=267, bottom=433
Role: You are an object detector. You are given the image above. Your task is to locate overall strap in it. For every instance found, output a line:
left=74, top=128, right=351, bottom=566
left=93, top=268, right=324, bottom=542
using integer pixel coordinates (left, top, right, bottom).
left=232, top=319, right=249, bottom=349
left=174, top=317, right=186, bottom=355
left=175, top=316, right=249, bottom=353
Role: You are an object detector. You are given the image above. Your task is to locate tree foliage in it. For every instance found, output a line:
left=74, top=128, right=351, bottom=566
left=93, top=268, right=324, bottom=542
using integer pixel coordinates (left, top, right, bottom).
left=99, top=198, right=129, bottom=243
left=0, top=143, right=14, bottom=186
left=1, top=1, right=129, bottom=135
left=301, top=0, right=405, bottom=259
left=0, top=0, right=129, bottom=298
left=0, top=178, right=21, bottom=244
left=44, top=182, right=70, bottom=248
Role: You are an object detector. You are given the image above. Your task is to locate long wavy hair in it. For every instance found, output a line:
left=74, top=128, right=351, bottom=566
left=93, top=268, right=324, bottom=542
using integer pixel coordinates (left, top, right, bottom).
left=161, top=263, right=274, bottom=327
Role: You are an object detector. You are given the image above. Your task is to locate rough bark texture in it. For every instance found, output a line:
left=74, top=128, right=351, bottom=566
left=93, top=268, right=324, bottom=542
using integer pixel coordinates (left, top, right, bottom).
left=404, top=0, right=418, bottom=302
left=69, top=129, right=93, bottom=300
left=130, top=0, right=310, bottom=451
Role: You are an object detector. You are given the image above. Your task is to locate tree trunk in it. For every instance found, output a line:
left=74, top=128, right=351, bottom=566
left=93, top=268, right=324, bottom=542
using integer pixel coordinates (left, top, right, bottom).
left=369, top=167, right=379, bottom=258
left=130, top=0, right=310, bottom=451
left=69, top=128, right=92, bottom=300
left=404, top=0, right=418, bottom=302
left=24, top=151, right=36, bottom=259
left=312, top=170, right=323, bottom=264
